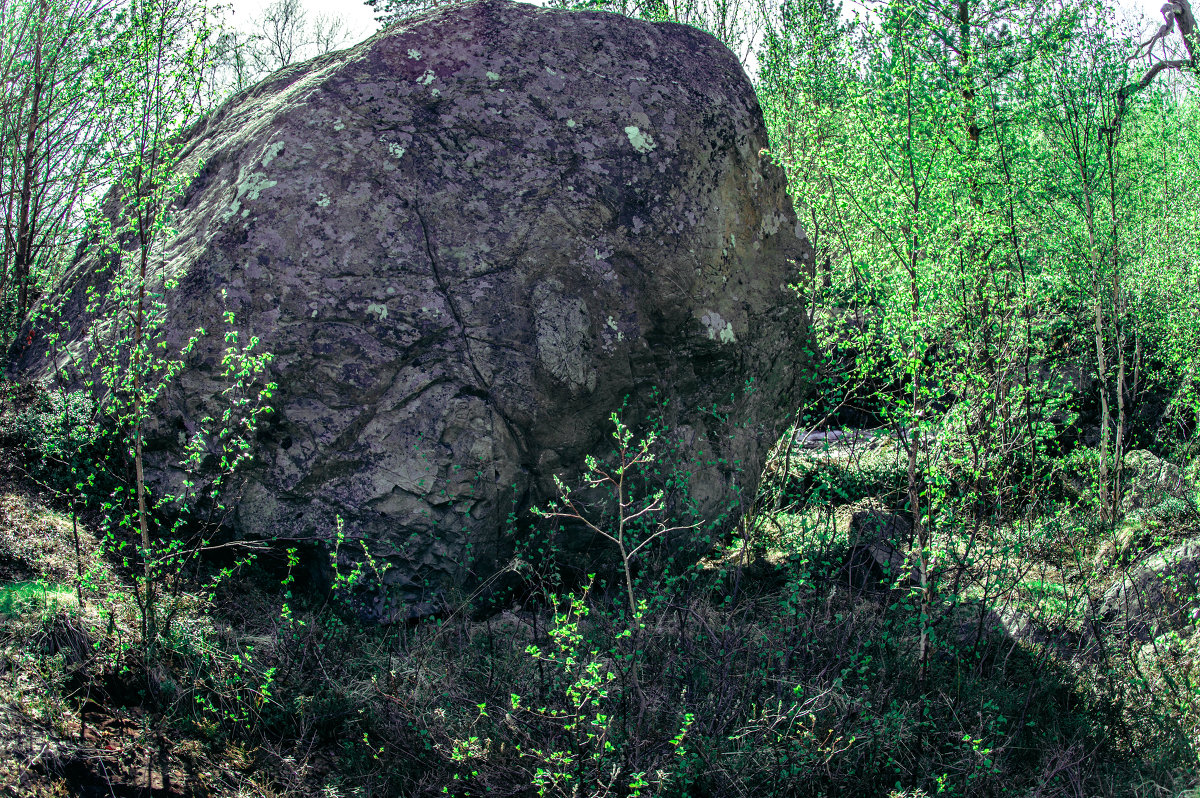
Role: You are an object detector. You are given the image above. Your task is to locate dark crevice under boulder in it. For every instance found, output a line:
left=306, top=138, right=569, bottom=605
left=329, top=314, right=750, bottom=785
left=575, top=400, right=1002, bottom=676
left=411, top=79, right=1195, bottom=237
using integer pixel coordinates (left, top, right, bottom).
left=12, top=0, right=814, bottom=614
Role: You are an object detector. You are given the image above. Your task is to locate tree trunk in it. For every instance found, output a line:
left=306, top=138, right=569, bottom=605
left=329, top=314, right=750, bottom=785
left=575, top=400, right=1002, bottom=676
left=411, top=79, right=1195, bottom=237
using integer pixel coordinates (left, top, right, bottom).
left=13, top=5, right=47, bottom=320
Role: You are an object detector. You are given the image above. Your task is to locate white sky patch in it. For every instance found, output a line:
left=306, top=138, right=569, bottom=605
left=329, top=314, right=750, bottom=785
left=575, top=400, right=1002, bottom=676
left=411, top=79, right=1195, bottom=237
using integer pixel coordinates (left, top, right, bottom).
left=223, top=0, right=553, bottom=50
left=225, top=0, right=377, bottom=42
left=224, top=0, right=1175, bottom=87
left=1111, top=0, right=1180, bottom=33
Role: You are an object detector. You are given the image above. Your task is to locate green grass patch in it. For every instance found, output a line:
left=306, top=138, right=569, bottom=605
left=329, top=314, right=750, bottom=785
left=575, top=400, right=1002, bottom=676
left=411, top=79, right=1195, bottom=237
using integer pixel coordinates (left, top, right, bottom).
left=1019, top=579, right=1071, bottom=620
left=0, top=580, right=77, bottom=617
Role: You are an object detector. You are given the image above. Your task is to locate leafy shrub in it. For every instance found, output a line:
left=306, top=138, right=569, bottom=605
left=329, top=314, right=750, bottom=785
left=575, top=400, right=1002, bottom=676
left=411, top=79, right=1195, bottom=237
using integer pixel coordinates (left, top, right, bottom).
left=0, top=383, right=100, bottom=473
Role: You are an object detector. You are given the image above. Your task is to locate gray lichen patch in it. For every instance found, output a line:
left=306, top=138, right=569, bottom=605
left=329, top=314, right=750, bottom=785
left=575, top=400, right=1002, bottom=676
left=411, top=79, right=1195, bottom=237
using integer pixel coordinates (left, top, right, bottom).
left=261, top=140, right=285, bottom=167
left=700, top=309, right=737, bottom=343
left=625, top=125, right=656, bottom=153
left=605, top=314, right=625, bottom=344
left=223, top=166, right=279, bottom=220
left=239, top=171, right=277, bottom=201
left=760, top=210, right=788, bottom=236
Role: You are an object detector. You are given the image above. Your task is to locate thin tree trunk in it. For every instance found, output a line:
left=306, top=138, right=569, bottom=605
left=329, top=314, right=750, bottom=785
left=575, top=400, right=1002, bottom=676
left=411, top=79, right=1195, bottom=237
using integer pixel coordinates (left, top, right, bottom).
left=134, top=239, right=154, bottom=651
left=13, top=2, right=46, bottom=319
left=1113, top=337, right=1127, bottom=522
left=1095, top=292, right=1111, bottom=525
left=1081, top=175, right=1113, bottom=526
left=900, top=44, right=931, bottom=688
left=1105, top=126, right=1129, bottom=524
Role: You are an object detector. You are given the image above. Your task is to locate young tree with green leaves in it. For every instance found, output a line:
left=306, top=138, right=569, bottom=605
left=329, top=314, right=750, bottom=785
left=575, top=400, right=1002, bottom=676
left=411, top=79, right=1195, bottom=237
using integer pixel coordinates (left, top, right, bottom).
left=81, top=0, right=212, bottom=655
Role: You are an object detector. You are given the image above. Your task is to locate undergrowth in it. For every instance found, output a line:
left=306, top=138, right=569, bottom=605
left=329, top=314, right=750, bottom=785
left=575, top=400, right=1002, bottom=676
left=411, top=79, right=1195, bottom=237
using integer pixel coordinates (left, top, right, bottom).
left=0, top=387, right=1197, bottom=797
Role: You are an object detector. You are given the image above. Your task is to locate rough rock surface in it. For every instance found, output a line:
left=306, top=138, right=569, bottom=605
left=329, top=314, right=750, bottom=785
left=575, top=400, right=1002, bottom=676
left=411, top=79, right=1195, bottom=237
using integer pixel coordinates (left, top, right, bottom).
left=838, top=501, right=916, bottom=590
left=13, top=0, right=812, bottom=611
left=1121, top=449, right=1190, bottom=512
left=1098, top=537, right=1200, bottom=640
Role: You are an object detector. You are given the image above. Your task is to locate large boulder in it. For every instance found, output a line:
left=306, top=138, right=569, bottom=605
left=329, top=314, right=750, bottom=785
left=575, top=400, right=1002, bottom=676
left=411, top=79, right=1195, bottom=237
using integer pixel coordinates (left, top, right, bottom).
left=12, top=0, right=812, bottom=611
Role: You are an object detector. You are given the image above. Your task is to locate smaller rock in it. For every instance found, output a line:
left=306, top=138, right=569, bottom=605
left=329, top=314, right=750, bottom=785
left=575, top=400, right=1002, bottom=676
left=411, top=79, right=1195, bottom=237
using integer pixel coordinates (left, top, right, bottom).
left=980, top=605, right=1045, bottom=648
left=1121, top=450, right=1190, bottom=512
left=956, top=601, right=1084, bottom=663
left=839, top=501, right=912, bottom=545
left=840, top=501, right=916, bottom=591
left=1098, top=536, right=1200, bottom=641
left=1092, top=525, right=1137, bottom=570
left=792, top=427, right=889, bottom=459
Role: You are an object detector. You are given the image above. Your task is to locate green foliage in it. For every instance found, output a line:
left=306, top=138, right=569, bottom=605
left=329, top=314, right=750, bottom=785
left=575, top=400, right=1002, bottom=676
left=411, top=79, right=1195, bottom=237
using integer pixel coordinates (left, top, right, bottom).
left=751, top=0, right=1200, bottom=782
left=517, top=581, right=623, bottom=796
left=0, top=385, right=99, bottom=464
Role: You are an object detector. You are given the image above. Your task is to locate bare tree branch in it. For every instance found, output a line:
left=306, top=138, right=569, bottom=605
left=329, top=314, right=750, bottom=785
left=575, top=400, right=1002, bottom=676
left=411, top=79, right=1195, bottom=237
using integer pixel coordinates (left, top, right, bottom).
left=311, top=13, right=350, bottom=53
left=1115, top=0, right=1196, bottom=125
left=1127, top=2, right=1181, bottom=62
left=258, top=0, right=307, bottom=69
